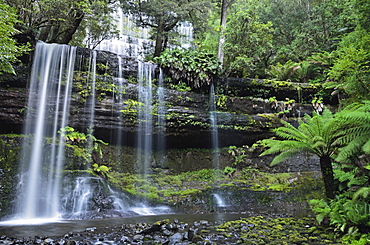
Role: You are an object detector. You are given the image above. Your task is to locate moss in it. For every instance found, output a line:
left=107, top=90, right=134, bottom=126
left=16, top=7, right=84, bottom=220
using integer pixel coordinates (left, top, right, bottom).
left=218, top=216, right=339, bottom=244
left=262, top=79, right=294, bottom=88
left=220, top=182, right=235, bottom=187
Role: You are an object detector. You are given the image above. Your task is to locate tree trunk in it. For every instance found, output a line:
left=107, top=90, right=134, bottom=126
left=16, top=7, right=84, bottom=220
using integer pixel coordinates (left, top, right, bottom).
left=217, top=0, right=228, bottom=66
left=319, top=154, right=337, bottom=199
left=153, top=29, right=164, bottom=57
left=153, top=23, right=165, bottom=58
left=59, top=9, right=85, bottom=44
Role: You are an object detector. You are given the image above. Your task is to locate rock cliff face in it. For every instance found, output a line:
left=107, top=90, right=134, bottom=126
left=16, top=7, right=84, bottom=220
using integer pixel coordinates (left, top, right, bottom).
left=0, top=46, right=319, bottom=149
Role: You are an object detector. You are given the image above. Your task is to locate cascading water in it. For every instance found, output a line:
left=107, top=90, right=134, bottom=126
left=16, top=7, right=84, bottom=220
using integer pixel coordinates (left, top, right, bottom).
left=136, top=62, right=154, bottom=174
left=84, top=50, right=97, bottom=167
left=209, top=83, right=227, bottom=209
left=7, top=3, right=197, bottom=223
left=95, top=7, right=152, bottom=59
left=14, top=42, right=76, bottom=221
left=209, top=83, right=220, bottom=171
left=177, top=21, right=194, bottom=49
left=156, top=69, right=167, bottom=163
left=112, top=55, right=126, bottom=149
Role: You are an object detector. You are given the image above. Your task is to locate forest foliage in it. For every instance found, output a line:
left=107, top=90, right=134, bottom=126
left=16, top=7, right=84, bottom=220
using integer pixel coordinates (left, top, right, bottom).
left=4, top=0, right=368, bottom=104
left=2, top=0, right=369, bottom=104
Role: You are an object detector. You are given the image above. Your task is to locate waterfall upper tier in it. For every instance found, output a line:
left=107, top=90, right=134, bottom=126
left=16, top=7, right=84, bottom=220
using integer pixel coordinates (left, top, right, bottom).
left=0, top=44, right=318, bottom=149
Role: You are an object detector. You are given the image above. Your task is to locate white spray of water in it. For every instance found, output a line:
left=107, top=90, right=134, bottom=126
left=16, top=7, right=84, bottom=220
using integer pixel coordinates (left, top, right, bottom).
left=15, top=42, right=76, bottom=221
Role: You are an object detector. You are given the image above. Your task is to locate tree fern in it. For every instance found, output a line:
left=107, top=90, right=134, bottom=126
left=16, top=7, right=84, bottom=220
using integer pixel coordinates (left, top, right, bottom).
left=336, top=101, right=370, bottom=163
left=260, top=108, right=345, bottom=198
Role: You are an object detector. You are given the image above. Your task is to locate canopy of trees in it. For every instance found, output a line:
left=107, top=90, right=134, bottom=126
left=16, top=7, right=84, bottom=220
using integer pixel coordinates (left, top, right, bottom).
left=0, top=2, right=29, bottom=74
left=120, top=0, right=213, bottom=57
left=2, top=0, right=368, bottom=100
left=3, top=0, right=117, bottom=46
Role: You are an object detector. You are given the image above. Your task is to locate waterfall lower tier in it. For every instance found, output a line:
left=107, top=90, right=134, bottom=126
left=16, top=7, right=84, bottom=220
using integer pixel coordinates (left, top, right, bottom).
left=61, top=176, right=171, bottom=220
left=14, top=42, right=76, bottom=220
left=8, top=42, right=171, bottom=223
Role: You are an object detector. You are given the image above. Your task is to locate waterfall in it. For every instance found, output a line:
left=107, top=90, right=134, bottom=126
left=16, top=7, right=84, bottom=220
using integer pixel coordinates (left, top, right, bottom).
left=85, top=50, right=97, bottom=166
left=95, top=8, right=153, bottom=59
left=209, top=83, right=227, bottom=208
left=212, top=193, right=227, bottom=208
left=136, top=62, right=155, bottom=174
left=209, top=83, right=220, bottom=171
left=114, top=55, right=126, bottom=148
left=6, top=3, right=197, bottom=222
left=156, top=69, right=167, bottom=163
left=177, top=21, right=194, bottom=49
left=15, top=42, right=76, bottom=220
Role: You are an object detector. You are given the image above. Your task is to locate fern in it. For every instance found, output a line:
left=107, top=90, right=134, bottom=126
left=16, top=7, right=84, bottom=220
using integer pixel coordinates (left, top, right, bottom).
left=308, top=51, right=337, bottom=67
left=267, top=60, right=300, bottom=81
left=353, top=187, right=370, bottom=201
left=260, top=108, right=348, bottom=198
left=336, top=101, right=370, bottom=163
left=309, top=199, right=331, bottom=224
left=344, top=200, right=370, bottom=226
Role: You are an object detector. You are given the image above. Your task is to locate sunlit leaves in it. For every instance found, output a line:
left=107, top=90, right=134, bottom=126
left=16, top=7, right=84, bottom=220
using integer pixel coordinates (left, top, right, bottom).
left=0, top=3, right=29, bottom=74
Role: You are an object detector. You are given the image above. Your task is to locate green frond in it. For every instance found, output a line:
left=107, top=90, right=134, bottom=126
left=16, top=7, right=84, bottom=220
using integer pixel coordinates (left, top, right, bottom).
left=311, top=137, right=327, bottom=152
left=260, top=140, right=310, bottom=156
left=303, top=112, right=313, bottom=121
left=321, top=107, right=334, bottom=119
left=273, top=120, right=311, bottom=142
left=340, top=111, right=370, bottom=124
left=262, top=107, right=343, bottom=164
left=274, top=128, right=310, bottom=142
left=299, top=109, right=334, bottom=139
left=336, top=126, right=370, bottom=145
left=270, top=149, right=306, bottom=166
left=341, top=101, right=370, bottom=112
left=298, top=123, right=317, bottom=138
left=362, top=140, right=370, bottom=154
left=336, top=137, right=369, bottom=163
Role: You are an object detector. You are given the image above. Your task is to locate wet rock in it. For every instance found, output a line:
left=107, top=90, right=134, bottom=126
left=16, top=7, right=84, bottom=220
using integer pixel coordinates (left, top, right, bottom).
left=120, top=235, right=129, bottom=242
left=191, top=234, right=204, bottom=243
left=169, top=232, right=183, bottom=244
left=184, top=229, right=194, bottom=241
left=132, top=234, right=144, bottom=242
left=162, top=229, right=172, bottom=236
left=140, top=224, right=161, bottom=234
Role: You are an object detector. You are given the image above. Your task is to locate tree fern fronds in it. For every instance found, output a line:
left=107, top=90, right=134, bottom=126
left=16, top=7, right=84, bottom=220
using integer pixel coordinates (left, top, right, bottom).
left=269, top=149, right=306, bottom=166
left=298, top=122, right=317, bottom=139
left=303, top=112, right=313, bottom=122
left=311, top=136, right=328, bottom=151
left=336, top=126, right=370, bottom=145
left=259, top=140, right=309, bottom=156
left=260, top=107, right=341, bottom=198
left=274, top=128, right=310, bottom=142
left=321, top=107, right=334, bottom=119
left=306, top=116, right=325, bottom=136
left=341, top=100, right=370, bottom=112
left=339, top=111, right=370, bottom=123
left=273, top=120, right=311, bottom=141
left=336, top=137, right=369, bottom=163
left=362, top=140, right=370, bottom=154
left=259, top=140, right=285, bottom=156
